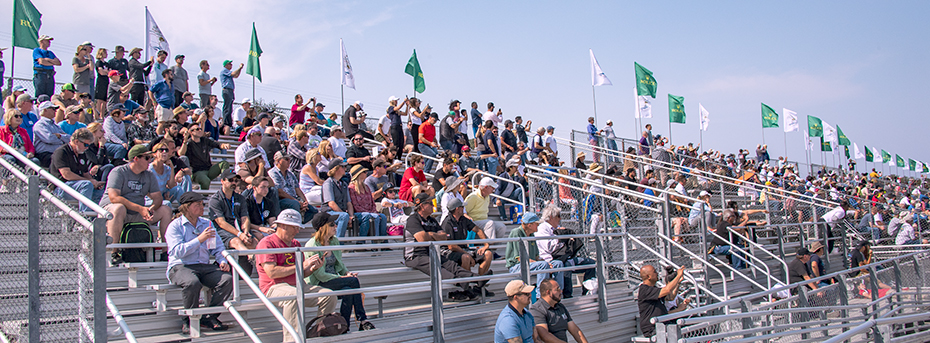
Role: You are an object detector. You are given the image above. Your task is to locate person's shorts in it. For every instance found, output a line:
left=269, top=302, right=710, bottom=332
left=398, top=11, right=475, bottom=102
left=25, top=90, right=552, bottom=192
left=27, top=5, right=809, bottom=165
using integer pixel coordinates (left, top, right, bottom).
left=447, top=249, right=486, bottom=266
left=155, top=105, right=173, bottom=122
left=215, top=228, right=261, bottom=248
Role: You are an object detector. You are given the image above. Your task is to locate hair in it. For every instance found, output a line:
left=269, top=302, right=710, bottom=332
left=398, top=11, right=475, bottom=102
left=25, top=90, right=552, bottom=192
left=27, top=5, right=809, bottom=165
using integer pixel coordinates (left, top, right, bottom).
left=294, top=130, right=308, bottom=142
left=443, top=157, right=455, bottom=166
left=487, top=102, right=494, bottom=110
left=312, top=220, right=333, bottom=246
left=176, top=202, right=195, bottom=219
left=483, top=120, right=493, bottom=129
left=409, top=154, right=423, bottom=165
left=95, top=48, right=107, bottom=59
left=245, top=108, right=256, bottom=119
left=71, top=128, right=94, bottom=142
left=539, top=278, right=559, bottom=295
left=3, top=109, right=19, bottom=127
left=539, top=203, right=561, bottom=223
left=351, top=170, right=369, bottom=194
left=318, top=140, right=334, bottom=159
left=152, top=141, right=169, bottom=151
left=327, top=164, right=343, bottom=178
left=306, top=148, right=320, bottom=165
left=161, top=68, right=172, bottom=77
left=251, top=176, right=270, bottom=188
left=87, top=122, right=102, bottom=133
left=75, top=45, right=86, bottom=56
left=588, top=116, right=595, bottom=122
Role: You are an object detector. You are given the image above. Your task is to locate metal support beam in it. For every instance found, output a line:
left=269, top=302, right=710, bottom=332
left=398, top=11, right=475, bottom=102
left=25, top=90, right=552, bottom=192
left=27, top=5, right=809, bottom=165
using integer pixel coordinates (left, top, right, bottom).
left=28, top=175, right=40, bottom=343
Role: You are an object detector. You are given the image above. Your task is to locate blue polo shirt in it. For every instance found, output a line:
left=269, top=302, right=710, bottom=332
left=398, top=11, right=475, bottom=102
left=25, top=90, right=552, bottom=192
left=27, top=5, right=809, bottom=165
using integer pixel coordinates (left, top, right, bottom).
left=33, top=48, right=56, bottom=70
left=150, top=80, right=174, bottom=108
left=220, top=68, right=234, bottom=90
left=58, top=121, right=87, bottom=135
left=494, top=304, right=535, bottom=343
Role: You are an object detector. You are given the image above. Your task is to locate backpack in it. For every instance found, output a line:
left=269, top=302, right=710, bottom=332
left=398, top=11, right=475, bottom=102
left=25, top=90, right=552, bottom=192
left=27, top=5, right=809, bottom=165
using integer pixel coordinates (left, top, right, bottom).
left=119, top=222, right=153, bottom=262
left=550, top=228, right=584, bottom=263
left=306, top=313, right=349, bottom=337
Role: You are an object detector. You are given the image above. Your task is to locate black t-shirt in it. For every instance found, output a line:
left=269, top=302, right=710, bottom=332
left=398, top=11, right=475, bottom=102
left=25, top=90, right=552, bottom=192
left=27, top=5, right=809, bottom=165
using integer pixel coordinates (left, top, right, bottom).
left=243, top=117, right=255, bottom=129
left=185, top=137, right=220, bottom=172
left=808, top=254, right=826, bottom=279
left=49, top=144, right=90, bottom=181
left=483, top=130, right=498, bottom=155
left=107, top=57, right=129, bottom=79
left=710, top=220, right=735, bottom=247
left=849, top=249, right=866, bottom=276
left=432, top=167, right=454, bottom=192
left=441, top=215, right=477, bottom=250
left=788, top=257, right=810, bottom=284
left=501, top=129, right=517, bottom=153
left=529, top=298, right=573, bottom=342
left=638, top=283, right=667, bottom=337
left=243, top=191, right=280, bottom=227
left=345, top=144, right=372, bottom=170
left=404, top=212, right=442, bottom=259
left=343, top=105, right=361, bottom=137
left=207, top=190, right=248, bottom=229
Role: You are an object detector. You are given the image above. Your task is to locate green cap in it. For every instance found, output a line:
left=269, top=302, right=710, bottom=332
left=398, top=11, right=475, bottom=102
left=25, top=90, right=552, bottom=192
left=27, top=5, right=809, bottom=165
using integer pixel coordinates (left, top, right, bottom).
left=61, top=83, right=76, bottom=92
left=222, top=59, right=232, bottom=66
left=127, top=144, right=153, bottom=159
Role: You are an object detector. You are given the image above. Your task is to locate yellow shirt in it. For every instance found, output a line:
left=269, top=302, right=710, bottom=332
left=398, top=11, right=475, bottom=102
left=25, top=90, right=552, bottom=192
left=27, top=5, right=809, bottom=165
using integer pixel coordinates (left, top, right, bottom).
left=464, top=189, right=490, bottom=221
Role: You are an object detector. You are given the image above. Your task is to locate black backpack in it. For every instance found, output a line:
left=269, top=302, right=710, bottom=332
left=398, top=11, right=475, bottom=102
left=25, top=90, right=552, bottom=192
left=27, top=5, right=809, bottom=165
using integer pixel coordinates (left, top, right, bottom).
left=306, top=313, right=349, bottom=337
left=119, top=222, right=153, bottom=262
left=551, top=228, right=584, bottom=263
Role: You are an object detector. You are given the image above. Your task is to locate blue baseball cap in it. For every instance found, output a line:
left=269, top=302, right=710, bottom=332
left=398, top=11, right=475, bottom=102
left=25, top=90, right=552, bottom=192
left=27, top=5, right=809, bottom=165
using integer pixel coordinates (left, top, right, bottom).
left=521, top=212, right=540, bottom=224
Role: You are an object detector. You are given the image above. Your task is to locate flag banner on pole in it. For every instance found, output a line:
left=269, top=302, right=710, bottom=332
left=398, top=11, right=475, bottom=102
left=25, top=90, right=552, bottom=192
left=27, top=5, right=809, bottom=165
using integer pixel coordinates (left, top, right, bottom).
left=145, top=8, right=169, bottom=62
left=823, top=121, right=836, bottom=144
left=637, top=95, right=652, bottom=119
left=783, top=108, right=798, bottom=132
left=699, top=103, right=710, bottom=131
left=820, top=137, right=832, bottom=152
left=807, top=115, right=823, bottom=137
left=405, top=49, right=425, bottom=93
left=245, top=23, right=263, bottom=82
left=590, top=49, right=612, bottom=87
left=761, top=103, right=779, bottom=128
left=844, top=146, right=850, bottom=159
left=12, top=0, right=42, bottom=49
left=668, top=94, right=686, bottom=124
left=896, top=154, right=905, bottom=168
left=881, top=149, right=891, bottom=163
left=340, top=38, right=355, bottom=89
left=854, top=143, right=864, bottom=159
left=923, top=162, right=929, bottom=173
left=836, top=125, right=850, bottom=146
left=864, top=145, right=873, bottom=162
left=634, top=62, right=657, bottom=98
left=909, top=158, right=917, bottom=171
left=918, top=161, right=925, bottom=173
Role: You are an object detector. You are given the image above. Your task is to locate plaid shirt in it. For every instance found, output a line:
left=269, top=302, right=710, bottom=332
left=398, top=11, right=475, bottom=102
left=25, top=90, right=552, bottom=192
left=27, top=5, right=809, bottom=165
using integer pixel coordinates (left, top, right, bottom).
left=126, top=121, right=158, bottom=144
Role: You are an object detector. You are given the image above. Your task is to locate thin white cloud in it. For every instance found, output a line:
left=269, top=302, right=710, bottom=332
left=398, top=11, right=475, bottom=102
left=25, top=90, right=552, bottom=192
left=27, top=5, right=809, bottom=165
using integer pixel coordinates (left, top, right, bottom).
left=693, top=69, right=865, bottom=104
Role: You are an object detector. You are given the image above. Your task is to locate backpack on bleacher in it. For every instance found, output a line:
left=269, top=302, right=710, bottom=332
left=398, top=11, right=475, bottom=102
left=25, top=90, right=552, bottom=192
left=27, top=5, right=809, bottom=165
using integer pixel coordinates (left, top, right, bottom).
left=119, top=222, right=153, bottom=262
left=306, top=313, right=348, bottom=337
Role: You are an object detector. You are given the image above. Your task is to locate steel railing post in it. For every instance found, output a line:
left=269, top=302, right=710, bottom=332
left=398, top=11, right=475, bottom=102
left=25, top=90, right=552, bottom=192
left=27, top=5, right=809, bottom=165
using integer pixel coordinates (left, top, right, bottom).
left=519, top=238, right=530, bottom=285
left=294, top=250, right=306, bottom=343
left=231, top=251, right=241, bottom=303
left=911, top=255, right=923, bottom=304
left=28, top=175, right=40, bottom=343
left=429, top=244, right=445, bottom=343
left=94, top=217, right=108, bottom=342
left=594, top=235, right=608, bottom=322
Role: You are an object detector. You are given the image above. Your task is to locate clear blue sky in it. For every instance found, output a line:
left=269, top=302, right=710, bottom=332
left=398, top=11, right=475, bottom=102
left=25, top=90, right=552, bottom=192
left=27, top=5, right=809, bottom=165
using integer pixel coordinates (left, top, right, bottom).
left=2, top=1, right=928, bottom=172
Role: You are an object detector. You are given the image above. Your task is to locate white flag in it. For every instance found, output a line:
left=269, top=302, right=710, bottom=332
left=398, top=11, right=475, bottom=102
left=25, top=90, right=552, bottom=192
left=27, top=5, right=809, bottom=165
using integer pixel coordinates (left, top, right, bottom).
left=783, top=108, right=798, bottom=133
left=590, top=49, right=612, bottom=87
left=853, top=143, right=865, bottom=159
left=823, top=121, right=837, bottom=144
left=699, top=103, right=710, bottom=131
left=340, top=39, right=355, bottom=89
left=145, top=8, right=170, bottom=64
left=637, top=96, right=652, bottom=119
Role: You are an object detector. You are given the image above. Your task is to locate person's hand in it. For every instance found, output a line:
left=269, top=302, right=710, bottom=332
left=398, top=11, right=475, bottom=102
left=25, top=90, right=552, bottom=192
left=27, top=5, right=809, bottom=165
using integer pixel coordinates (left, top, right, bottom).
left=140, top=207, right=154, bottom=221
left=239, top=63, right=245, bottom=68
left=682, top=298, right=692, bottom=306
left=304, top=254, right=322, bottom=271
left=122, top=143, right=129, bottom=149
left=89, top=165, right=100, bottom=175
left=93, top=180, right=105, bottom=189
left=218, top=262, right=230, bottom=272
left=258, top=226, right=275, bottom=235
left=238, top=231, right=250, bottom=242
left=477, top=247, right=487, bottom=256
left=677, top=266, right=686, bottom=277
left=526, top=120, right=532, bottom=126
left=197, top=227, right=215, bottom=243
left=299, top=201, right=308, bottom=212
left=346, top=272, right=358, bottom=278
left=496, top=199, right=502, bottom=206
left=220, top=143, right=231, bottom=149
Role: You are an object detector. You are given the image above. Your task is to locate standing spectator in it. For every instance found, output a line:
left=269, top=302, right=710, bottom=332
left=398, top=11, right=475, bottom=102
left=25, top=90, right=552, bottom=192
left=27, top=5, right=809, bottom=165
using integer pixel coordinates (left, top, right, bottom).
left=269, top=151, right=316, bottom=224
left=483, top=121, right=502, bottom=174
left=32, top=101, right=69, bottom=167
left=126, top=109, right=157, bottom=145
left=638, top=265, right=684, bottom=338
left=506, top=212, right=564, bottom=298
left=304, top=212, right=376, bottom=331
left=169, top=55, right=188, bottom=106
left=164, top=192, right=232, bottom=335
left=0, top=47, right=5, bottom=91
left=150, top=51, right=169, bottom=88
left=148, top=69, right=175, bottom=135
left=604, top=120, right=617, bottom=157
left=348, top=165, right=388, bottom=238
left=107, top=46, right=129, bottom=86
left=501, top=120, right=519, bottom=156
left=440, top=100, right=465, bottom=152
left=465, top=177, right=508, bottom=245
left=821, top=202, right=849, bottom=253
left=58, top=105, right=87, bottom=135
left=126, top=48, right=153, bottom=104
left=99, top=145, right=172, bottom=245
left=102, top=105, right=130, bottom=161
left=93, top=48, right=110, bottom=118
left=419, top=113, right=440, bottom=172
left=544, top=126, right=558, bottom=158
left=32, top=35, right=61, bottom=98
left=494, top=280, right=537, bottom=343
left=387, top=96, right=406, bottom=157
left=586, top=116, right=600, bottom=162
left=483, top=102, right=501, bottom=127
left=407, top=99, right=425, bottom=153
left=514, top=116, right=531, bottom=145
left=255, top=209, right=336, bottom=343
left=196, top=60, right=216, bottom=109
left=289, top=94, right=313, bottom=127
left=220, top=60, right=244, bottom=128
left=49, top=128, right=105, bottom=210
left=72, top=44, right=94, bottom=94
left=343, top=101, right=372, bottom=139
left=529, top=278, right=590, bottom=343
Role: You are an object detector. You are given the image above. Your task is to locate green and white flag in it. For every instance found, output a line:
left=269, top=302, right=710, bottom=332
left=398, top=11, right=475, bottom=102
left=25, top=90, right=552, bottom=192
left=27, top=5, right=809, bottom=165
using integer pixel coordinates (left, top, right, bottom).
left=635, top=62, right=657, bottom=98
left=821, top=138, right=832, bottom=152
left=896, top=154, right=905, bottom=168
left=245, top=23, right=263, bottom=82
left=864, top=145, right=873, bottom=162
left=881, top=150, right=891, bottom=163
left=668, top=94, right=685, bottom=124
left=923, top=162, right=929, bottom=173
left=909, top=158, right=917, bottom=171
left=405, top=49, right=425, bottom=93
left=761, top=103, right=779, bottom=128
left=808, top=115, right=823, bottom=137
left=12, top=0, right=42, bottom=49
left=836, top=125, right=850, bottom=146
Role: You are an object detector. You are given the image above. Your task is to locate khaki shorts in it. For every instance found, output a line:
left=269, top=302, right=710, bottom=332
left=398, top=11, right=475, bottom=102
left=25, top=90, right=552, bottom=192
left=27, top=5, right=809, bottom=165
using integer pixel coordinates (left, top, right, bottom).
left=102, top=203, right=156, bottom=225
left=155, top=105, right=173, bottom=122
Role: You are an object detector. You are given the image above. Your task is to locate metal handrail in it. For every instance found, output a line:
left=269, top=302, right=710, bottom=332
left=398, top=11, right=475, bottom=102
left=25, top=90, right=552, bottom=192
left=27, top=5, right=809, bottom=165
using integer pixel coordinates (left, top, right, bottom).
left=106, top=294, right=138, bottom=343
left=824, top=311, right=930, bottom=343
left=525, top=172, right=662, bottom=213
left=469, top=170, right=526, bottom=208
left=653, top=232, right=729, bottom=302
left=224, top=302, right=261, bottom=343
left=524, top=164, right=667, bottom=206
left=0, top=140, right=113, bottom=219
left=704, top=229, right=773, bottom=293
left=220, top=250, right=302, bottom=342
left=626, top=234, right=727, bottom=305
left=725, top=226, right=790, bottom=284
left=0, top=155, right=96, bottom=229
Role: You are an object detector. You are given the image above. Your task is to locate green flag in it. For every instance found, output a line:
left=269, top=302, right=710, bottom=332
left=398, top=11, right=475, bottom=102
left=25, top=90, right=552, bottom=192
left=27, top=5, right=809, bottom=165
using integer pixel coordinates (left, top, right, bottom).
left=864, top=146, right=873, bottom=162
left=881, top=150, right=891, bottom=163
left=808, top=115, right=823, bottom=137
left=12, top=0, right=41, bottom=49
left=923, top=162, right=929, bottom=173
left=245, top=23, right=262, bottom=82
left=668, top=94, right=686, bottom=124
left=896, top=154, right=905, bottom=168
left=844, top=146, right=850, bottom=159
left=820, top=137, right=832, bottom=152
left=634, top=62, right=657, bottom=98
left=909, top=158, right=916, bottom=171
left=405, top=49, right=425, bottom=93
left=761, top=103, right=779, bottom=128
left=836, top=125, right=850, bottom=146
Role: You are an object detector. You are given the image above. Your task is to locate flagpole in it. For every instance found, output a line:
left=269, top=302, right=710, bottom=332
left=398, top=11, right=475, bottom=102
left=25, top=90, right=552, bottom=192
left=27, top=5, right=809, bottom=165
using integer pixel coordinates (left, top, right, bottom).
left=632, top=87, right=639, bottom=143
left=783, top=131, right=788, bottom=161
left=668, top=119, right=672, bottom=146
left=8, top=48, right=14, bottom=93
left=592, top=85, right=598, bottom=127
left=251, top=76, right=255, bottom=102
left=699, top=124, right=703, bottom=151
left=340, top=85, right=344, bottom=118
left=760, top=115, right=766, bottom=146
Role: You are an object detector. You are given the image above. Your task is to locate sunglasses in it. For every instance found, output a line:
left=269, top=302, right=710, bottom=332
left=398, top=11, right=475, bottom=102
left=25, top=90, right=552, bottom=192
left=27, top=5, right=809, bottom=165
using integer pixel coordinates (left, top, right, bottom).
left=12, top=115, right=21, bottom=118
left=353, top=138, right=364, bottom=141
left=81, top=142, right=92, bottom=148
left=156, top=148, right=169, bottom=153
left=191, top=128, right=203, bottom=131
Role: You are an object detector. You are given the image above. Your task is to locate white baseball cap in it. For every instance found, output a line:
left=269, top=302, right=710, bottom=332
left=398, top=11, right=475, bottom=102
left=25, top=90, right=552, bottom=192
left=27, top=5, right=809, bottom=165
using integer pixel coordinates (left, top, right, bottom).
left=388, top=96, right=399, bottom=102
left=241, top=98, right=252, bottom=104
left=479, top=177, right=499, bottom=189
left=274, top=209, right=303, bottom=227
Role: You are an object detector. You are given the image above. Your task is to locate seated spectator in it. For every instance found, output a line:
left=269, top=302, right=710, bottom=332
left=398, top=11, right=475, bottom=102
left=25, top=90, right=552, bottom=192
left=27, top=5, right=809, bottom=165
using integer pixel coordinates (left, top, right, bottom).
left=855, top=206, right=883, bottom=242
left=1, top=94, right=38, bottom=140
left=259, top=126, right=282, bottom=163
left=256, top=209, right=336, bottom=343
left=432, top=157, right=458, bottom=201
left=2, top=85, right=25, bottom=113
left=380, top=187, right=411, bottom=225
left=688, top=191, right=716, bottom=230
left=269, top=150, right=316, bottom=224
left=638, top=265, right=684, bottom=338
left=404, top=192, right=486, bottom=301
left=164, top=192, right=232, bottom=335
left=304, top=212, right=376, bottom=331
left=364, top=158, right=393, bottom=202
left=207, top=171, right=260, bottom=275
left=494, top=280, right=537, bottom=343
left=126, top=108, right=157, bottom=145
left=49, top=128, right=105, bottom=210
left=58, top=105, right=87, bottom=135
left=346, top=133, right=374, bottom=171
left=442, top=198, right=494, bottom=278
left=306, top=124, right=323, bottom=150
left=495, top=156, right=525, bottom=220
left=241, top=176, right=280, bottom=233
left=348, top=165, right=387, bottom=238
left=807, top=242, right=832, bottom=288
left=32, top=101, right=70, bottom=167
left=465, top=177, right=508, bottom=250
left=895, top=213, right=927, bottom=245
left=788, top=248, right=818, bottom=292
left=316, top=139, right=335, bottom=176
left=327, top=125, right=347, bottom=158
left=299, top=148, right=324, bottom=205
left=238, top=149, right=269, bottom=188
left=536, top=204, right=595, bottom=298
left=51, top=83, right=80, bottom=123
left=102, top=104, right=130, bottom=161
left=232, top=99, right=251, bottom=134
left=663, top=266, right=692, bottom=314
left=100, top=145, right=172, bottom=250
left=322, top=158, right=352, bottom=237
left=234, top=127, right=269, bottom=177
left=507, top=212, right=564, bottom=299
left=148, top=141, right=190, bottom=203
left=84, top=122, right=114, bottom=182
left=440, top=176, right=467, bottom=223
left=708, top=209, right=747, bottom=270
left=530, top=278, right=589, bottom=343
left=399, top=154, right=434, bottom=202
left=180, top=121, right=230, bottom=190
left=457, top=146, right=482, bottom=178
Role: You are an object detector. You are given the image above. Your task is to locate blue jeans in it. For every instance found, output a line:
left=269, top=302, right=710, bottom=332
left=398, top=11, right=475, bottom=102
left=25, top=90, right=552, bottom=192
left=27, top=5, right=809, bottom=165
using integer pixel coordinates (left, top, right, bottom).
left=713, top=245, right=747, bottom=269
left=563, top=257, right=596, bottom=296
left=104, top=143, right=128, bottom=160
left=56, top=180, right=104, bottom=212
left=317, top=276, right=367, bottom=324
left=165, top=175, right=192, bottom=203
left=606, top=139, right=618, bottom=162
left=418, top=143, right=438, bottom=173
left=484, top=157, right=499, bottom=175
left=497, top=188, right=523, bottom=219
left=33, top=70, right=55, bottom=98
left=279, top=197, right=317, bottom=224
left=509, top=260, right=564, bottom=300
left=354, top=212, right=387, bottom=238
left=329, top=211, right=351, bottom=237
left=439, top=139, right=454, bottom=152
left=859, top=226, right=881, bottom=241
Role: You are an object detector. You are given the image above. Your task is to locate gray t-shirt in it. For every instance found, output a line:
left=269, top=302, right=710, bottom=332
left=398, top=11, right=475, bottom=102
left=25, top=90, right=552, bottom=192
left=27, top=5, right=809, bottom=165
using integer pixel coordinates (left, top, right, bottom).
left=72, top=57, right=92, bottom=86
left=197, top=70, right=211, bottom=95
left=169, top=65, right=188, bottom=92
left=364, top=174, right=392, bottom=197
left=106, top=82, right=122, bottom=111
left=100, top=164, right=159, bottom=215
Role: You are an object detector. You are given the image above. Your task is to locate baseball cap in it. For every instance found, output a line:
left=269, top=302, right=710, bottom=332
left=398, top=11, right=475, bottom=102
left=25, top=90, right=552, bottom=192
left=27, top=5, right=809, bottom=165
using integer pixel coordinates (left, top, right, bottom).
left=241, top=98, right=252, bottom=104
left=699, top=190, right=711, bottom=197
left=37, top=101, right=58, bottom=112
left=521, top=212, right=540, bottom=224
left=109, top=104, right=126, bottom=113
left=327, top=157, right=347, bottom=170
left=242, top=148, right=263, bottom=163
left=38, top=35, right=53, bottom=41
left=460, top=146, right=470, bottom=153
left=174, top=54, right=185, bottom=60
left=273, top=116, right=285, bottom=124
left=220, top=170, right=241, bottom=180
left=247, top=126, right=263, bottom=137
left=505, top=156, right=521, bottom=168
left=504, top=280, right=535, bottom=297
left=311, top=212, right=338, bottom=229
left=61, top=83, right=76, bottom=92
left=274, top=209, right=303, bottom=227
left=273, top=150, right=290, bottom=161
left=108, top=70, right=120, bottom=77
left=257, top=113, right=270, bottom=121
left=178, top=192, right=204, bottom=205
left=354, top=101, right=364, bottom=109
left=388, top=96, right=399, bottom=102
left=11, top=85, right=25, bottom=93
left=413, top=192, right=434, bottom=206
left=315, top=103, right=325, bottom=108
left=331, top=125, right=343, bottom=132
left=222, top=60, right=232, bottom=66
left=479, top=177, right=499, bottom=189
left=446, top=197, right=464, bottom=211
left=546, top=126, right=555, bottom=131
left=127, top=144, right=153, bottom=159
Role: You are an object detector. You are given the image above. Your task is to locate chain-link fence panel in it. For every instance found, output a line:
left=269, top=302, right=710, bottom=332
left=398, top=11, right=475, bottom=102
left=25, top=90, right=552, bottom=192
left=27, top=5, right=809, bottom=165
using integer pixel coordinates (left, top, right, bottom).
left=0, top=175, right=32, bottom=342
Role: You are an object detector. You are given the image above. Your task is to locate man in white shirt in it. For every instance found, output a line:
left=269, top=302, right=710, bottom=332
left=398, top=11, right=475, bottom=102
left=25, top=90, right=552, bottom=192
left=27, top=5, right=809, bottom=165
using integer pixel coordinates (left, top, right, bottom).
left=232, top=98, right=251, bottom=133
left=483, top=102, right=501, bottom=127
left=234, top=127, right=269, bottom=173
left=820, top=202, right=849, bottom=253
left=327, top=125, right=347, bottom=158
left=544, top=126, right=558, bottom=158
left=535, top=203, right=595, bottom=297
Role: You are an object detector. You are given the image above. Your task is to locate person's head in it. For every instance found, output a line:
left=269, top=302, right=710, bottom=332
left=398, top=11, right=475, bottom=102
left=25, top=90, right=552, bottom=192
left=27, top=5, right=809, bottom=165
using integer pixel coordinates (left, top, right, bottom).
left=461, top=145, right=471, bottom=157
left=318, top=140, right=334, bottom=158
left=504, top=119, right=513, bottom=129
left=327, top=158, right=347, bottom=179
left=198, top=59, right=208, bottom=70
left=223, top=60, right=233, bottom=70
left=311, top=212, right=339, bottom=241
left=371, top=158, right=387, bottom=176
left=174, top=55, right=185, bottom=66
left=858, top=240, right=871, bottom=253
left=538, top=278, right=562, bottom=304
left=546, top=126, right=554, bottom=134
left=38, top=35, right=52, bottom=49
left=427, top=112, right=439, bottom=124
left=126, top=144, right=154, bottom=167
left=588, top=116, right=595, bottom=124
left=241, top=98, right=251, bottom=110
left=95, top=48, right=108, bottom=60
left=809, top=242, right=824, bottom=256
left=167, top=120, right=182, bottom=137
left=37, top=101, right=58, bottom=119
left=409, top=155, right=424, bottom=171
left=75, top=44, right=90, bottom=57
left=353, top=101, right=363, bottom=110
left=132, top=108, right=149, bottom=123
left=251, top=176, right=272, bottom=199
left=478, top=177, right=498, bottom=197
left=413, top=192, right=434, bottom=216
left=315, top=102, right=325, bottom=112
left=722, top=209, right=738, bottom=224
left=246, top=127, right=262, bottom=145
left=645, top=124, right=652, bottom=130
left=273, top=150, right=291, bottom=170
left=487, top=102, right=494, bottom=111
left=442, top=157, right=455, bottom=173
left=87, top=122, right=104, bottom=140
left=521, top=212, right=541, bottom=235
left=446, top=195, right=465, bottom=218
left=220, top=170, right=242, bottom=191
left=4, top=109, right=22, bottom=129
left=448, top=99, right=461, bottom=112
left=331, top=125, right=345, bottom=138
left=152, top=141, right=171, bottom=162
left=177, top=192, right=206, bottom=219
left=514, top=115, right=523, bottom=124
left=639, top=265, right=659, bottom=286
left=129, top=47, right=142, bottom=59
left=540, top=203, right=561, bottom=227
left=352, top=133, right=366, bottom=147
left=505, top=280, right=534, bottom=309
left=15, top=93, right=34, bottom=113
left=188, top=121, right=205, bottom=139
left=273, top=209, right=303, bottom=239
left=796, top=248, right=811, bottom=263
left=350, top=164, right=369, bottom=186
left=606, top=119, right=613, bottom=127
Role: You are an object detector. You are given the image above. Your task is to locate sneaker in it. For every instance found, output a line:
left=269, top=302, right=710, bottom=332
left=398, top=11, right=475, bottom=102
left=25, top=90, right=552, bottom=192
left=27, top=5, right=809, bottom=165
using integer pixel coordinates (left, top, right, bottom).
left=200, top=315, right=229, bottom=331
left=448, top=291, right=469, bottom=302
left=358, top=320, right=376, bottom=331
left=181, top=320, right=190, bottom=335
left=110, top=252, right=124, bottom=267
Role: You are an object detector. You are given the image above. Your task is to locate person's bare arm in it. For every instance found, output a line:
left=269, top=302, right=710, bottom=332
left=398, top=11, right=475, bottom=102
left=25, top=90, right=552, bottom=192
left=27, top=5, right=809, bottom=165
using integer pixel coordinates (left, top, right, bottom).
left=214, top=217, right=239, bottom=235
left=567, top=321, right=588, bottom=343
left=659, top=268, right=685, bottom=298
left=231, top=64, right=244, bottom=78
left=261, top=254, right=322, bottom=279
left=534, top=325, right=567, bottom=343
left=107, top=188, right=148, bottom=214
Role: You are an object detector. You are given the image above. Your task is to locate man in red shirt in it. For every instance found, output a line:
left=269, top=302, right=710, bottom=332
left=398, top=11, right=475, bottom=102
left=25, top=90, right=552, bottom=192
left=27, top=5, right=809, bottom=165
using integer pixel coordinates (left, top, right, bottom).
left=418, top=112, right=439, bottom=173
left=256, top=209, right=336, bottom=342
left=289, top=94, right=316, bottom=127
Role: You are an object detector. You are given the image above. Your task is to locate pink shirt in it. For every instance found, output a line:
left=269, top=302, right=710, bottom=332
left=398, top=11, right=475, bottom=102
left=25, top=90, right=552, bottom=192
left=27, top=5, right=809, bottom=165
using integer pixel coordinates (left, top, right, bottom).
left=256, top=234, right=300, bottom=294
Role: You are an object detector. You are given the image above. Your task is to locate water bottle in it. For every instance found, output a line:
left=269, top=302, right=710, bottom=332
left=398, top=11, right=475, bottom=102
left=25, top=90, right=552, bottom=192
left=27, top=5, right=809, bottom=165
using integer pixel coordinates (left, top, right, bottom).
left=206, top=228, right=217, bottom=250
